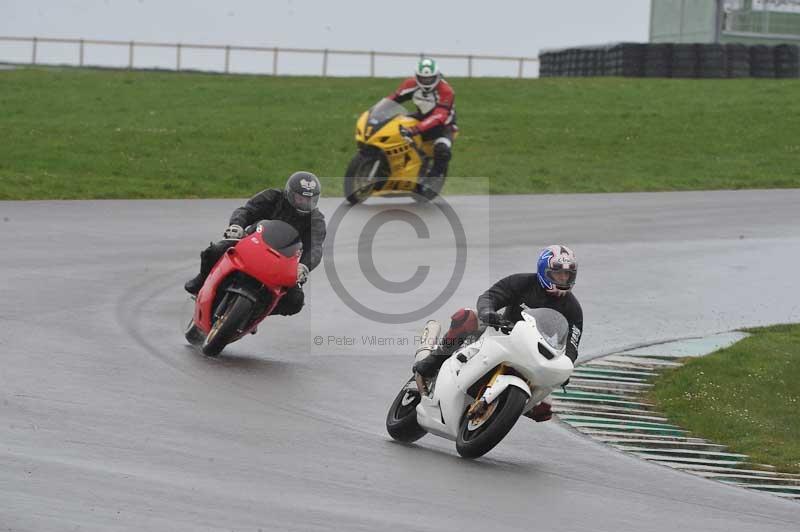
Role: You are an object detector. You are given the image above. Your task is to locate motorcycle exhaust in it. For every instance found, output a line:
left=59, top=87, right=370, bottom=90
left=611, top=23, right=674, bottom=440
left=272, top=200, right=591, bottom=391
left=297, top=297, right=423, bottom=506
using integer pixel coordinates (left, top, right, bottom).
left=414, top=320, right=441, bottom=363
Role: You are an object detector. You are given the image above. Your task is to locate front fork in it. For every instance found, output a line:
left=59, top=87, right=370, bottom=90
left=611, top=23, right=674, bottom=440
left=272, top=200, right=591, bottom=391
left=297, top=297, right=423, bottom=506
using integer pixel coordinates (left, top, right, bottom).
left=466, top=364, right=507, bottom=420
left=212, top=292, right=233, bottom=322
left=414, top=373, right=429, bottom=397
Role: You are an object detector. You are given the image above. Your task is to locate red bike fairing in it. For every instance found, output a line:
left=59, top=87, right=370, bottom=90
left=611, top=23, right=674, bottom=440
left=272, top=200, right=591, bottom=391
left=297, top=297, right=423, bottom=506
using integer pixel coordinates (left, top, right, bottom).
left=193, top=232, right=299, bottom=333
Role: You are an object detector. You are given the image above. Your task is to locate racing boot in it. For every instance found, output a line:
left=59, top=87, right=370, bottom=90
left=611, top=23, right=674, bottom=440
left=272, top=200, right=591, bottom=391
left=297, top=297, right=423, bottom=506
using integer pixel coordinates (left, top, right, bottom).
left=184, top=242, right=224, bottom=295
left=524, top=398, right=553, bottom=422
left=417, top=136, right=452, bottom=200
left=428, top=138, right=452, bottom=178
left=184, top=274, right=205, bottom=296
left=412, top=347, right=449, bottom=379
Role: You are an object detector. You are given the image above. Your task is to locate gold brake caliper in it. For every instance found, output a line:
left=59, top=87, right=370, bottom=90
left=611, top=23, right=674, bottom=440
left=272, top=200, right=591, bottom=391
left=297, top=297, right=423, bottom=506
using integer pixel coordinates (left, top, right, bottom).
left=414, top=372, right=429, bottom=397
left=466, top=365, right=505, bottom=427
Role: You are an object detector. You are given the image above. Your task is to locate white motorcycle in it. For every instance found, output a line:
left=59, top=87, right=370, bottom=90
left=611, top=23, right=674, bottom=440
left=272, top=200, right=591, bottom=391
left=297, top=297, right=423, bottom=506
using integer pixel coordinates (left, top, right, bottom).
left=386, top=308, right=574, bottom=458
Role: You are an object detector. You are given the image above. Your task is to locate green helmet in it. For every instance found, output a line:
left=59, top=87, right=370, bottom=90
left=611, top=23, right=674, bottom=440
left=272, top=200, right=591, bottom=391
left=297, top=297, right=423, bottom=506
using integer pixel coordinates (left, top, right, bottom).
left=415, top=58, right=441, bottom=91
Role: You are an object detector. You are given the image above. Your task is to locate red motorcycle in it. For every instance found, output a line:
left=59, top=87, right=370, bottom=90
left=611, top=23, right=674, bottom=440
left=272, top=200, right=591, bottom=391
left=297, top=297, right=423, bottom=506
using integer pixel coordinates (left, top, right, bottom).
left=184, top=220, right=302, bottom=356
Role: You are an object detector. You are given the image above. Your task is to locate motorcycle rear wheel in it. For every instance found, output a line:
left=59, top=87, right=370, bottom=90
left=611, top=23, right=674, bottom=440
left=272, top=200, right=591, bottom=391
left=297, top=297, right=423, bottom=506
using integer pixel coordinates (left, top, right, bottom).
left=201, top=295, right=254, bottom=357
left=386, top=378, right=427, bottom=443
left=455, top=386, right=528, bottom=459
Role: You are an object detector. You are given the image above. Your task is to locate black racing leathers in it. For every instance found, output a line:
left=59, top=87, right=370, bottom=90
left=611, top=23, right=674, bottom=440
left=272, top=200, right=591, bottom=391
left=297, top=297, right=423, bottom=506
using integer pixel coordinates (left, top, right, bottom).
left=229, top=188, right=326, bottom=271
left=477, top=273, right=583, bottom=362
left=185, top=189, right=326, bottom=315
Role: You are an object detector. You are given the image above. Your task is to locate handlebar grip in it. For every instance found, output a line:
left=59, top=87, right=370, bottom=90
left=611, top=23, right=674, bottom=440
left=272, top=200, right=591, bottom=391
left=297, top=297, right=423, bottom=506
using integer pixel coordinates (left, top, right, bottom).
left=485, top=319, right=514, bottom=332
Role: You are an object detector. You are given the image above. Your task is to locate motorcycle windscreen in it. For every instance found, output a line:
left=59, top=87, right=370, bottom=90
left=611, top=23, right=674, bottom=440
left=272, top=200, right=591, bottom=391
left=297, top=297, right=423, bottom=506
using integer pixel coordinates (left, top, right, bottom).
left=254, top=219, right=302, bottom=257
left=522, top=308, right=568, bottom=350
left=368, top=98, right=407, bottom=124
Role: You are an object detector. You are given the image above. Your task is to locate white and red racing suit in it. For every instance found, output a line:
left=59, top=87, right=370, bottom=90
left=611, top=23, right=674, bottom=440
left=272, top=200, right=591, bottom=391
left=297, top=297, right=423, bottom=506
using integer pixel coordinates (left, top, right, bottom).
left=387, top=78, right=457, bottom=177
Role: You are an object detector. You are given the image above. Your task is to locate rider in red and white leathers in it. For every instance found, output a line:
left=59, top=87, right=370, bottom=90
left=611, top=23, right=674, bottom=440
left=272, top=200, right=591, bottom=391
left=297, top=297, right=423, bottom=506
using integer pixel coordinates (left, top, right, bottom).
left=387, top=57, right=457, bottom=178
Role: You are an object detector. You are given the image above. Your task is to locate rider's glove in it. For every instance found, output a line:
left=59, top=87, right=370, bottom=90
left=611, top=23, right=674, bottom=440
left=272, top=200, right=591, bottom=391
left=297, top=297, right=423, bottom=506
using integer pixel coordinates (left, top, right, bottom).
left=297, top=263, right=310, bottom=286
left=406, top=126, right=420, bottom=137
left=223, top=224, right=245, bottom=240
left=479, top=310, right=501, bottom=325
left=400, top=126, right=419, bottom=143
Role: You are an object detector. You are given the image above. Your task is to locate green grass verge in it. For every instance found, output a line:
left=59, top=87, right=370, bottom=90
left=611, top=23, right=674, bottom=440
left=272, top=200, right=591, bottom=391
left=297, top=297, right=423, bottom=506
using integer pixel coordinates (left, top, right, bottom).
left=1, top=67, right=800, bottom=199
left=650, top=324, right=800, bottom=473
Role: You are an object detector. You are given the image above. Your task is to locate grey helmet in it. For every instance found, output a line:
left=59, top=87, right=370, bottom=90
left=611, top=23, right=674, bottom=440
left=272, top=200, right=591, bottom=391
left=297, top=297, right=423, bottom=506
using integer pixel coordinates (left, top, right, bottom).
left=284, top=171, right=321, bottom=215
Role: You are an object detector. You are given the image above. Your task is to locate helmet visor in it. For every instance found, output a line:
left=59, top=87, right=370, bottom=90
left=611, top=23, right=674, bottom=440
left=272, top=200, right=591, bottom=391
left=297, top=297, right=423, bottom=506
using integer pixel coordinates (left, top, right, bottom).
left=416, top=73, right=438, bottom=88
left=546, top=267, right=577, bottom=290
left=290, top=191, right=319, bottom=213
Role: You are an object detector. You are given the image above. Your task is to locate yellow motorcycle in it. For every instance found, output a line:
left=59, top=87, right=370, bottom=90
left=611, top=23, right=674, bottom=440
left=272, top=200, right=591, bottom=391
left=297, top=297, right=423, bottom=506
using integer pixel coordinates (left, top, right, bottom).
left=344, top=98, right=447, bottom=204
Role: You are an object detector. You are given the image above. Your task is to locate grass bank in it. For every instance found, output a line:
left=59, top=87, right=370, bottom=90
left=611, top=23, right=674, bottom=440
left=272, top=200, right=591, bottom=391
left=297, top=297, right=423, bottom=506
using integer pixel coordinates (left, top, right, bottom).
left=1, top=67, right=799, bottom=199
left=650, top=324, right=800, bottom=473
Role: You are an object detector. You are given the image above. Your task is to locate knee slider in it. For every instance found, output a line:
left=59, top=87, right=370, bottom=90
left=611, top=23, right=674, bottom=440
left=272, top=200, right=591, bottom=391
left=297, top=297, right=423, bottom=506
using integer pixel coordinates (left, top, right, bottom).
left=447, top=308, right=478, bottom=338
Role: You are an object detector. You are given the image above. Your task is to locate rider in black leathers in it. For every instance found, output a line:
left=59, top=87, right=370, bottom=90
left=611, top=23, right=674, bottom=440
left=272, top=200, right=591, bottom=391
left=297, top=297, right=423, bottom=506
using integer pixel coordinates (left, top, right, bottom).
left=413, top=245, right=583, bottom=421
left=184, top=171, right=326, bottom=316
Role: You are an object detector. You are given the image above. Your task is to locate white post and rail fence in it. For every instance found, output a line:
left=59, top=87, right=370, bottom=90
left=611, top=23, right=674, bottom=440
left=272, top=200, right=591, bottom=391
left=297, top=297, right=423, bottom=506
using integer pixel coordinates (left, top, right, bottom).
left=0, top=36, right=540, bottom=78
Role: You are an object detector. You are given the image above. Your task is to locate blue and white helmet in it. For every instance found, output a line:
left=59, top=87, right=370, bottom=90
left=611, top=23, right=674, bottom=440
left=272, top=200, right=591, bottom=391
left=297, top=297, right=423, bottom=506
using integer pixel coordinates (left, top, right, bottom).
left=537, top=245, right=578, bottom=296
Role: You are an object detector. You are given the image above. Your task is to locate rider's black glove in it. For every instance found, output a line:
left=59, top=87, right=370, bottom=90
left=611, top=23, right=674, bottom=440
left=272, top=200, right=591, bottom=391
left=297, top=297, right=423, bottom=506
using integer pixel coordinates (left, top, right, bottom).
left=223, top=224, right=244, bottom=240
left=399, top=125, right=419, bottom=143
left=479, top=310, right=501, bottom=325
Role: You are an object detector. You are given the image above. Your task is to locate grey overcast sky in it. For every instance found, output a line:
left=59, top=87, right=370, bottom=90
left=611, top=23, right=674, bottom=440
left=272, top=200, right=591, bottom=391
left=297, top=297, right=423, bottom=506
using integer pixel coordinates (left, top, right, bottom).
left=1, top=0, right=651, bottom=76
left=2, top=1, right=651, bottom=54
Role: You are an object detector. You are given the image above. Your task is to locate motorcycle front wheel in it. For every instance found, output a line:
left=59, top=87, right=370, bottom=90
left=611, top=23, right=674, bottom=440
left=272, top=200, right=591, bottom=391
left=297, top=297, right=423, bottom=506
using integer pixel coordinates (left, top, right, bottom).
left=385, top=378, right=427, bottom=443
left=344, top=151, right=387, bottom=205
left=455, top=386, right=528, bottom=459
left=184, top=318, right=205, bottom=346
left=201, top=294, right=254, bottom=357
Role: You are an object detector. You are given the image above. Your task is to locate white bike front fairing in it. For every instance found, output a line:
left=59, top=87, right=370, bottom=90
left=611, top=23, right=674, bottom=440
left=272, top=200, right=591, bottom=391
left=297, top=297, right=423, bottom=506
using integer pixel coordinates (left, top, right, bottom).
left=414, top=310, right=574, bottom=442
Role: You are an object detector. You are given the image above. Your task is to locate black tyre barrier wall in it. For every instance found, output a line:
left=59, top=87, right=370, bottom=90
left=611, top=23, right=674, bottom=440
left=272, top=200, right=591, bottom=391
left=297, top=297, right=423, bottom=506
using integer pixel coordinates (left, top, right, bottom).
left=750, top=45, right=776, bottom=78
left=644, top=43, right=672, bottom=77
left=725, top=43, right=751, bottom=78
left=775, top=44, right=800, bottom=78
left=540, top=42, right=800, bottom=79
left=698, top=44, right=726, bottom=79
left=673, top=43, right=702, bottom=78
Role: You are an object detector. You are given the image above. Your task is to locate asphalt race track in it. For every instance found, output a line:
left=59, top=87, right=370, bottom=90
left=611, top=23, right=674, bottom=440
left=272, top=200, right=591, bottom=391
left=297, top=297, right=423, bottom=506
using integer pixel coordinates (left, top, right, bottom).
left=1, top=190, right=799, bottom=531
